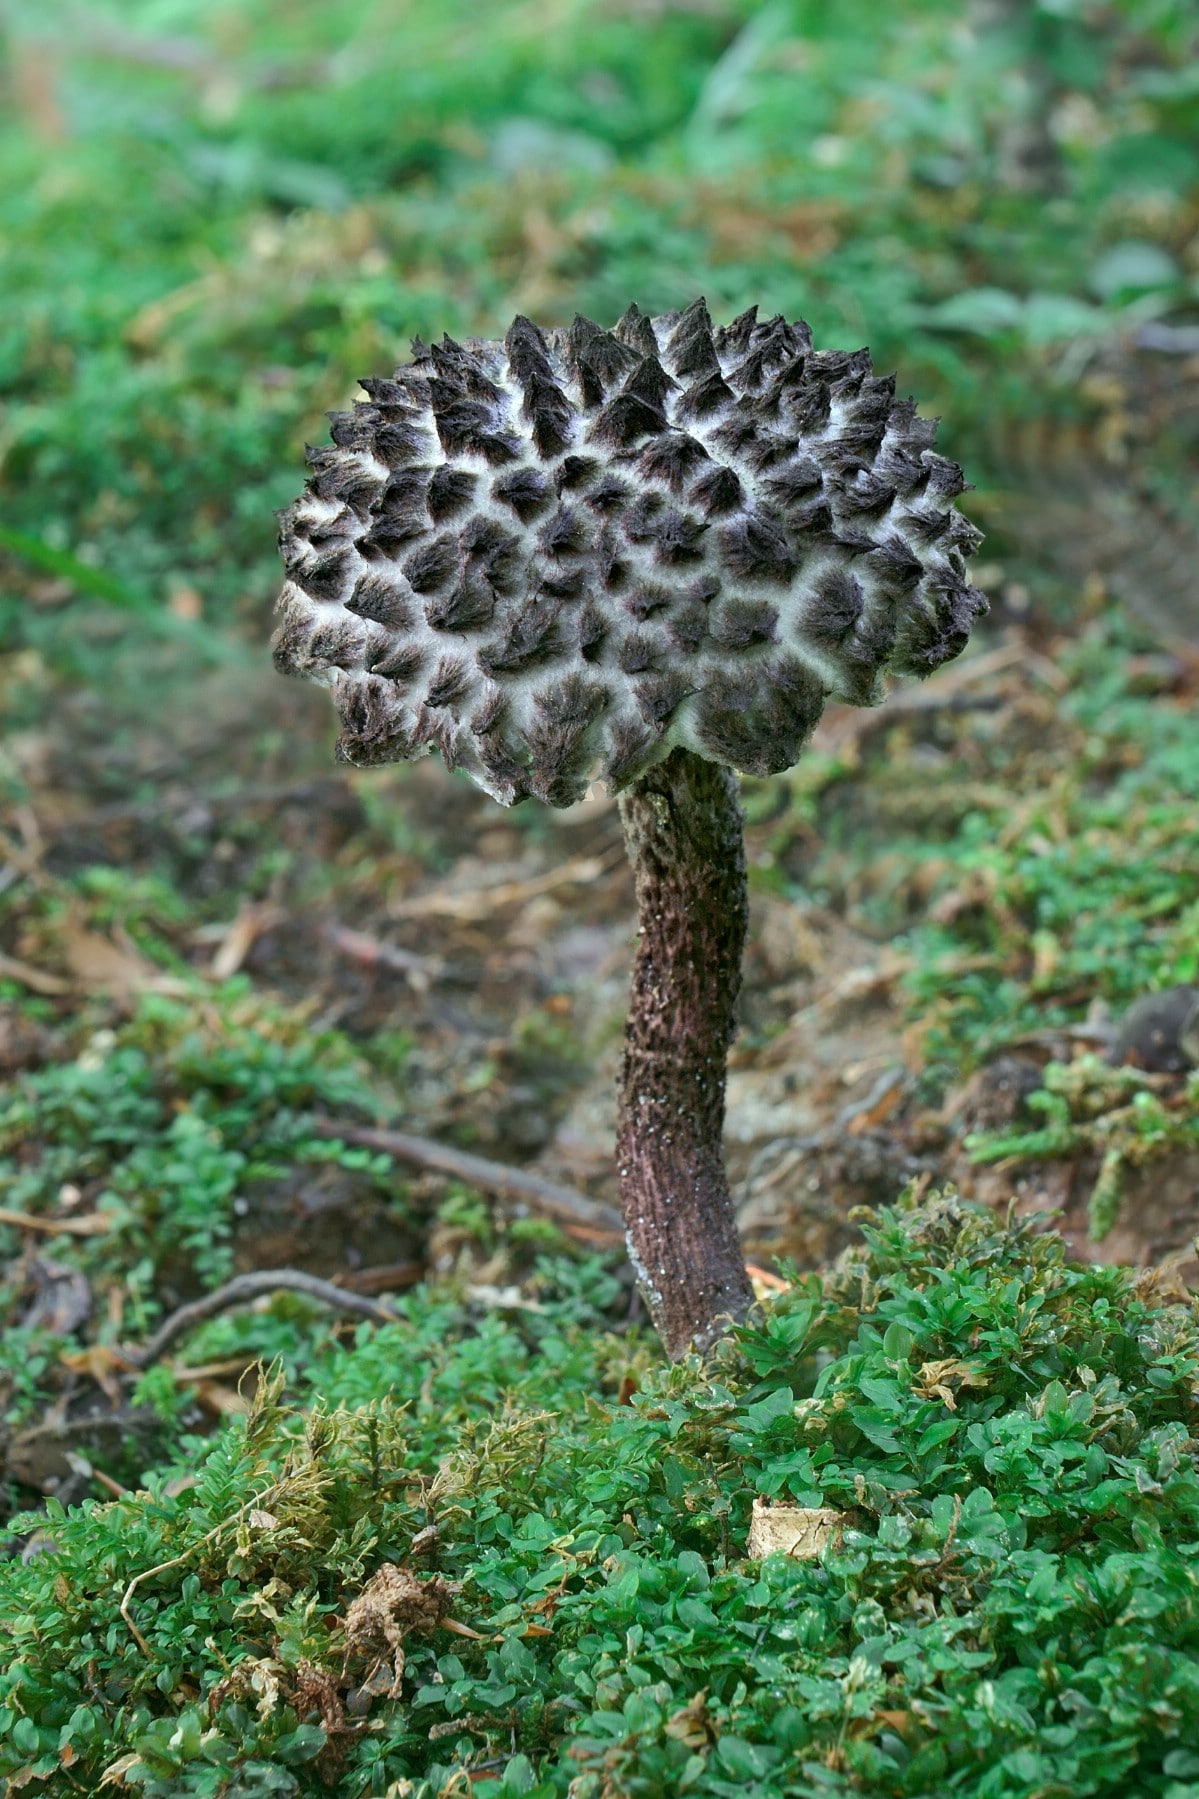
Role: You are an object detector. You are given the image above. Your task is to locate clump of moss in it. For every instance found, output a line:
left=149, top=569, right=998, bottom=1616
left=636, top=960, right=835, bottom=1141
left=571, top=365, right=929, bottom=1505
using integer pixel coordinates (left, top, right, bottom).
left=2, top=1190, right=1198, bottom=1797
left=967, top=1054, right=1199, bottom=1238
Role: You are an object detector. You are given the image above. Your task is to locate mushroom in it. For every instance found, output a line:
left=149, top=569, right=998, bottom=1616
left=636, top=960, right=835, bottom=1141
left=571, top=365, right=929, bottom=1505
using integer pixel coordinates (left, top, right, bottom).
left=272, top=300, right=987, bottom=1358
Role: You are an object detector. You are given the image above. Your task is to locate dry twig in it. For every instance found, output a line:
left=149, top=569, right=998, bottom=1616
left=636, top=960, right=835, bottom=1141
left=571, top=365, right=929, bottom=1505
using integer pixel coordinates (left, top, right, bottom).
left=311, top=1117, right=623, bottom=1240
left=126, top=1270, right=402, bottom=1369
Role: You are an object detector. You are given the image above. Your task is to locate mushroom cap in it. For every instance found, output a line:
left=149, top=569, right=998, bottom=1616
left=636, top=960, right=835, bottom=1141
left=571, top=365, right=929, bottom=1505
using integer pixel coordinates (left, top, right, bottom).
left=273, top=300, right=987, bottom=805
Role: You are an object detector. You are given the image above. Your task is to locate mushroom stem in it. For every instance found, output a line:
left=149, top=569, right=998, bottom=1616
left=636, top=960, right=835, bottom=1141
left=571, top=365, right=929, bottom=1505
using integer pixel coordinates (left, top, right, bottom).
left=616, top=745, right=756, bottom=1358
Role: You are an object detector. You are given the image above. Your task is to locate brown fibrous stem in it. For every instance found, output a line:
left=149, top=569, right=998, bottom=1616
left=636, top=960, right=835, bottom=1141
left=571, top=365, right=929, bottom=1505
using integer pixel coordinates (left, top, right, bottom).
left=616, top=745, right=756, bottom=1358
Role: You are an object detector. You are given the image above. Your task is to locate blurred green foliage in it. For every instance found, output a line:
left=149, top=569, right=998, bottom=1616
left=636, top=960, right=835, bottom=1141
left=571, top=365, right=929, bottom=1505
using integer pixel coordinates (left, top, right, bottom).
left=1, top=0, right=1196, bottom=645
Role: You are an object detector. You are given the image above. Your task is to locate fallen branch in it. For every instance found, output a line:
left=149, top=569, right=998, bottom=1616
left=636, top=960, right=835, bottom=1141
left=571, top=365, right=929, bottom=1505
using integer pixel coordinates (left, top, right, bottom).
left=311, top=1117, right=624, bottom=1240
left=0, top=1204, right=110, bottom=1235
left=127, top=1270, right=402, bottom=1369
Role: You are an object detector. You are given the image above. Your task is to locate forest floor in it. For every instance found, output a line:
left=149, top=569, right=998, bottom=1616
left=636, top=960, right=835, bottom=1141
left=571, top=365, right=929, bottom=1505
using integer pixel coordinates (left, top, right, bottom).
left=3, top=589, right=1198, bottom=1514
left=2, top=0, right=1198, bottom=1529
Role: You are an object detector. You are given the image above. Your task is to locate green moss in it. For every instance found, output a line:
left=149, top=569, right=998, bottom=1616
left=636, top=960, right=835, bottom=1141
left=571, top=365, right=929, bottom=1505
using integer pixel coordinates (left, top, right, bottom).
left=2, top=1195, right=1198, bottom=1796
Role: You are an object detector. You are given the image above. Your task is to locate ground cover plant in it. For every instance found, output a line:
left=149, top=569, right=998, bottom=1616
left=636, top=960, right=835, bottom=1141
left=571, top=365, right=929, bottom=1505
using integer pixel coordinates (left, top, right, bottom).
left=3, top=1193, right=1199, bottom=1796
left=1, top=0, right=1198, bottom=1792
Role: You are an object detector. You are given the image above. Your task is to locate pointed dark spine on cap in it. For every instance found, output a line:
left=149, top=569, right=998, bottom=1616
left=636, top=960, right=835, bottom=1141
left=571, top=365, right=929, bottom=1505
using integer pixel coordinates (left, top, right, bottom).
left=666, top=297, right=719, bottom=378
left=713, top=304, right=758, bottom=357
left=676, top=369, right=735, bottom=423
left=613, top=303, right=660, bottom=359
left=589, top=391, right=667, bottom=448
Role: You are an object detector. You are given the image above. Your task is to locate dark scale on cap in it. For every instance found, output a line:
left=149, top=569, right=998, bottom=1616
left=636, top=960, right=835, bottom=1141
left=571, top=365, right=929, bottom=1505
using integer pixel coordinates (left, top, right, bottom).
left=613, top=303, right=660, bottom=359
left=272, top=611, right=325, bottom=676
left=763, top=459, right=823, bottom=509
left=688, top=574, right=721, bottom=606
left=650, top=509, right=708, bottom=566
left=583, top=474, right=631, bottom=513
left=345, top=573, right=414, bottom=630
left=621, top=491, right=664, bottom=542
left=470, top=685, right=506, bottom=736
left=460, top=516, right=522, bottom=586
left=713, top=305, right=759, bottom=358
left=719, top=514, right=797, bottom=584
left=805, top=568, right=865, bottom=648
left=402, top=534, right=458, bottom=595
left=742, top=431, right=799, bottom=476
left=637, top=432, right=710, bottom=493
left=299, top=513, right=355, bottom=554
left=425, top=656, right=472, bottom=709
left=689, top=465, right=742, bottom=516
left=589, top=391, right=667, bottom=449
left=576, top=600, right=609, bottom=662
left=557, top=454, right=599, bottom=492
left=624, top=356, right=677, bottom=414
left=538, top=505, right=590, bottom=559
left=597, top=527, right=630, bottom=592
left=334, top=673, right=410, bottom=764
left=536, top=671, right=609, bottom=730
left=478, top=604, right=565, bottom=676
left=426, top=467, right=477, bottom=524
left=941, top=512, right=986, bottom=556
left=274, top=299, right=987, bottom=805
left=676, top=369, right=734, bottom=423
left=308, top=461, right=381, bottom=519
left=328, top=410, right=376, bottom=452
left=492, top=467, right=552, bottom=522
left=424, top=573, right=496, bottom=633
left=566, top=320, right=640, bottom=407
left=372, top=420, right=428, bottom=468
left=370, top=640, right=426, bottom=683
left=291, top=549, right=354, bottom=604
left=668, top=600, right=709, bottom=654
left=634, top=669, right=692, bottom=729
left=834, top=470, right=897, bottom=516
left=535, top=561, right=588, bottom=603
left=667, top=298, right=720, bottom=379
left=865, top=534, right=924, bottom=593
left=618, top=629, right=666, bottom=675
left=522, top=372, right=574, bottom=459
left=414, top=704, right=461, bottom=770
left=374, top=466, right=431, bottom=519
left=358, top=519, right=420, bottom=561
left=623, top=582, right=674, bottom=622
left=707, top=413, right=761, bottom=460
left=711, top=598, right=779, bottom=651
left=922, top=453, right=970, bottom=500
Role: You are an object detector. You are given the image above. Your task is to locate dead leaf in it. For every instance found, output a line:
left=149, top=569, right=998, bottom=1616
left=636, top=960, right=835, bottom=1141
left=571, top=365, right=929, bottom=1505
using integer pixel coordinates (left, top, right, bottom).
left=747, top=1498, right=847, bottom=1559
left=59, top=1345, right=131, bottom=1404
left=340, top=1564, right=465, bottom=1702
left=913, top=1358, right=988, bottom=1409
left=60, top=920, right=191, bottom=996
left=664, top=1689, right=717, bottom=1749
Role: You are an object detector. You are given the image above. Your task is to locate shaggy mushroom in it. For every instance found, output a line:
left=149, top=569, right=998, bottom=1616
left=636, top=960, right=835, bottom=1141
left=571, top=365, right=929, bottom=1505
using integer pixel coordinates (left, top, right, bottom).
left=273, top=300, right=987, bottom=1358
